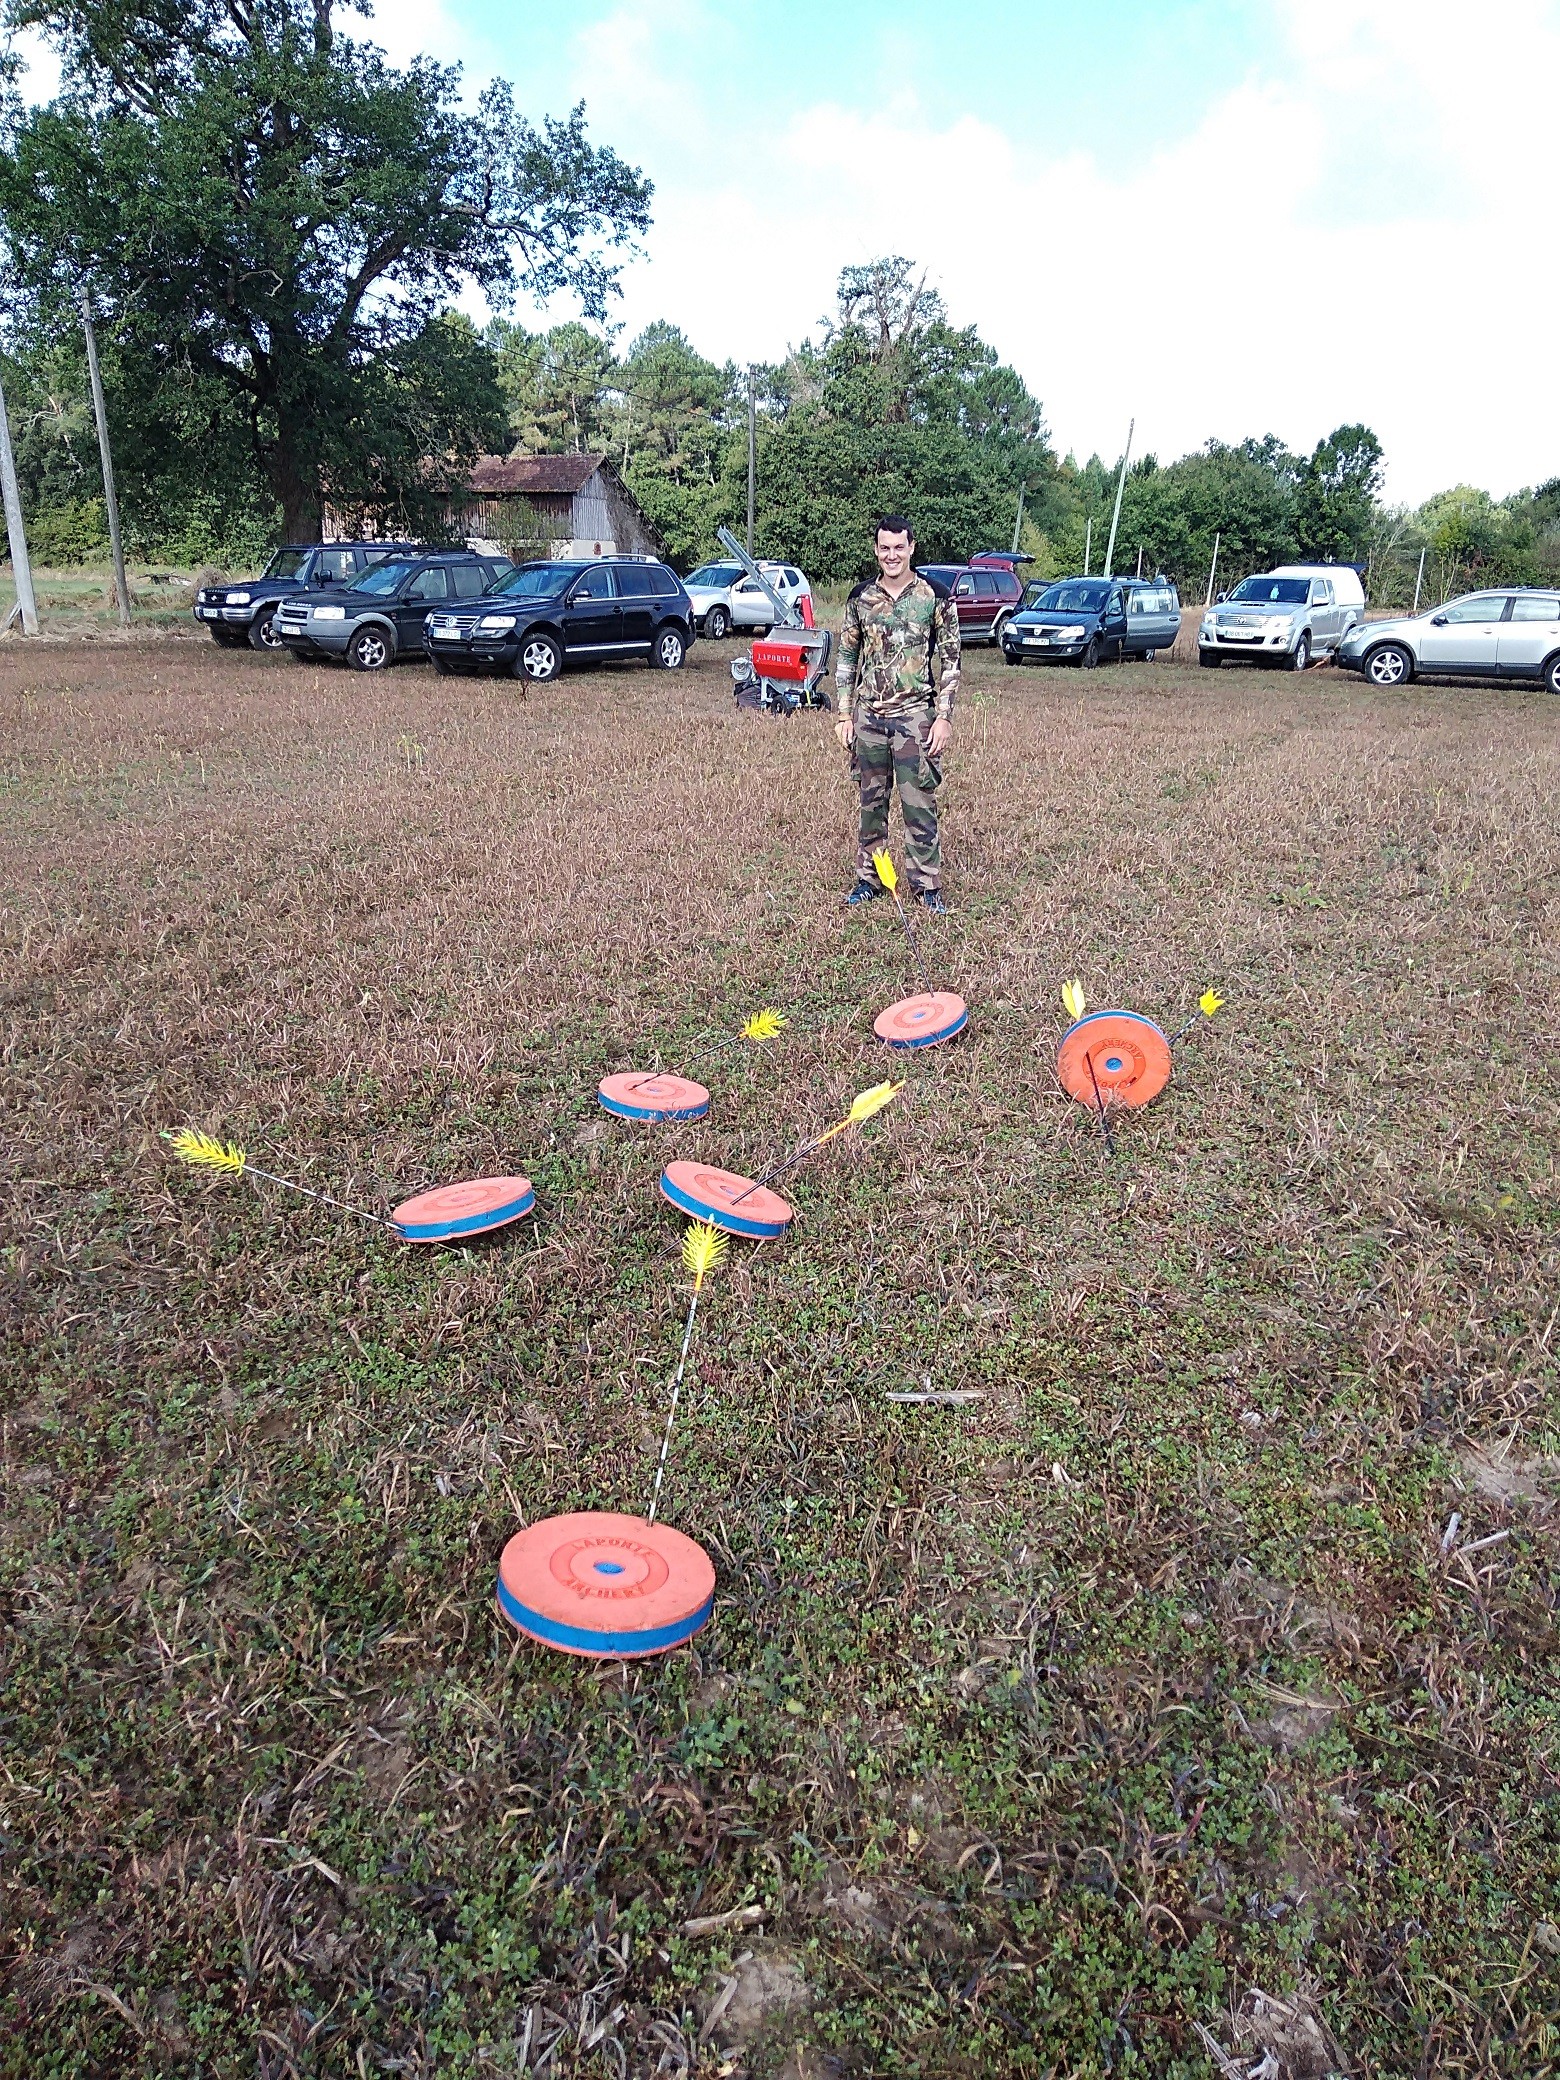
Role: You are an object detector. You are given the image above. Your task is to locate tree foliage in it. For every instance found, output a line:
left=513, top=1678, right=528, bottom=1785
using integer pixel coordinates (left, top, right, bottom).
left=0, top=0, right=650, bottom=538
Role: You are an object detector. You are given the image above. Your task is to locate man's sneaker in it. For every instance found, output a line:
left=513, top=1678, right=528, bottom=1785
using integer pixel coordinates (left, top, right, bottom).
left=844, top=880, right=883, bottom=907
left=917, top=889, right=950, bottom=915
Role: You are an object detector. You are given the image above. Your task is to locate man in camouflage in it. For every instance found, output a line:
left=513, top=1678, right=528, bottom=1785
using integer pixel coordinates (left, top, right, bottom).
left=834, top=514, right=960, bottom=913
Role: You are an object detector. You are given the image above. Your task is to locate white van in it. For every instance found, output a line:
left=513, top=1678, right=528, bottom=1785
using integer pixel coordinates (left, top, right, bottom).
left=1200, top=563, right=1366, bottom=669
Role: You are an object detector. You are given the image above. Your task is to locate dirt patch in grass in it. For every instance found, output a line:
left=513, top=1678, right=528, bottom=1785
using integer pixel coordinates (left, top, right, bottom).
left=2, top=636, right=1559, bottom=2075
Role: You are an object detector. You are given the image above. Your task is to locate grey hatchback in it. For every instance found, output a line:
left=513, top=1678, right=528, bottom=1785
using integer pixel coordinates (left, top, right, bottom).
left=1336, top=589, right=1560, bottom=695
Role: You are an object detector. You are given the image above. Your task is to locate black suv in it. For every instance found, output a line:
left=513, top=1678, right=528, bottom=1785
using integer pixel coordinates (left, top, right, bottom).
left=274, top=549, right=514, bottom=670
left=422, top=558, right=695, bottom=683
left=194, top=542, right=417, bottom=652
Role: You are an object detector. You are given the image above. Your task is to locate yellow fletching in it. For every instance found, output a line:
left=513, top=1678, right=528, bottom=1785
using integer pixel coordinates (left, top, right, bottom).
left=871, top=847, right=899, bottom=895
left=846, top=1079, right=903, bottom=1127
left=740, top=1008, right=786, bottom=1042
left=1061, top=979, right=1087, bottom=1021
left=682, top=1221, right=729, bottom=1285
left=1199, top=988, right=1225, bottom=1019
left=166, top=1126, right=247, bottom=1177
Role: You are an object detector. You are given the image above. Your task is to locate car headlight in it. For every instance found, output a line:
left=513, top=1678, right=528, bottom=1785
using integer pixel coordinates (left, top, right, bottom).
left=226, top=590, right=251, bottom=605
left=313, top=605, right=346, bottom=621
left=1057, top=624, right=1086, bottom=640
left=478, top=615, right=517, bottom=631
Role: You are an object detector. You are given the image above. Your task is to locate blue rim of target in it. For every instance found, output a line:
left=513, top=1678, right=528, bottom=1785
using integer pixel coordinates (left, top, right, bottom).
left=1060, top=1009, right=1168, bottom=1052
left=496, top=1572, right=714, bottom=1656
left=884, top=1003, right=969, bottom=1049
left=658, top=1166, right=790, bottom=1241
left=598, top=1090, right=710, bottom=1123
left=396, top=1185, right=536, bottom=1241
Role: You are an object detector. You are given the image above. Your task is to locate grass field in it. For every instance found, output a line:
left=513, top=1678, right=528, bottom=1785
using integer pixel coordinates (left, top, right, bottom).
left=3, top=629, right=1558, bottom=2079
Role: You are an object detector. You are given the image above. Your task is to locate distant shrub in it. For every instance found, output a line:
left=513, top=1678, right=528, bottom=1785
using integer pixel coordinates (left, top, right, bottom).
left=28, top=498, right=110, bottom=566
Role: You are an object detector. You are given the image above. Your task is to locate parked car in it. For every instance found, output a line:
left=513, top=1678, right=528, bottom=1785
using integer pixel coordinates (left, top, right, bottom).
left=274, top=549, right=513, bottom=669
left=1336, top=588, right=1560, bottom=695
left=194, top=541, right=416, bottom=651
left=683, top=559, right=811, bottom=638
left=1000, top=576, right=1180, bottom=667
left=1198, top=564, right=1365, bottom=669
left=422, top=557, right=696, bottom=683
left=918, top=562, right=1025, bottom=645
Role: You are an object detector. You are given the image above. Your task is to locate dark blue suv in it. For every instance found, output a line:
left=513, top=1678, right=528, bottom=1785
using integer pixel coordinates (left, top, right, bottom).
left=423, top=558, right=696, bottom=683
left=193, top=541, right=417, bottom=652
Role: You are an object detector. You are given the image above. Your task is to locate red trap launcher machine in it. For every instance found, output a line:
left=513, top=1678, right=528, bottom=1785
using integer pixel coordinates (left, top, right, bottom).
left=720, top=526, right=834, bottom=715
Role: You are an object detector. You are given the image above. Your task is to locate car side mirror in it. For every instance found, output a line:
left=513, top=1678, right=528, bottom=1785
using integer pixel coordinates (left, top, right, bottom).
left=1215, top=591, right=1227, bottom=603
left=1431, top=614, right=1448, bottom=626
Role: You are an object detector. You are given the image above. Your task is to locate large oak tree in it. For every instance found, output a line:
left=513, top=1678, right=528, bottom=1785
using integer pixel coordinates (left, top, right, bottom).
left=0, top=0, right=651, bottom=538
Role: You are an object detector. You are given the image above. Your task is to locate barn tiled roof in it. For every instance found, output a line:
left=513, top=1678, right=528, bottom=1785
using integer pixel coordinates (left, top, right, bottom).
left=466, top=452, right=602, bottom=495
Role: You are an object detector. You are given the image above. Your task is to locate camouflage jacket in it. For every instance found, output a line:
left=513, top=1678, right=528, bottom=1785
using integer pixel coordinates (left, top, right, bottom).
left=835, top=574, right=961, bottom=723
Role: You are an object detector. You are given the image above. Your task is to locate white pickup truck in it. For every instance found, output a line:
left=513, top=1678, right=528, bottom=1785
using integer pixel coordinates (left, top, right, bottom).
left=1199, top=563, right=1365, bottom=670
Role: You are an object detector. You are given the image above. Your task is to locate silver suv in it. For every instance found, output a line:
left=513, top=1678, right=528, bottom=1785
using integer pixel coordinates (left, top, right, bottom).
left=1337, top=589, right=1560, bottom=695
left=1199, top=566, right=1364, bottom=670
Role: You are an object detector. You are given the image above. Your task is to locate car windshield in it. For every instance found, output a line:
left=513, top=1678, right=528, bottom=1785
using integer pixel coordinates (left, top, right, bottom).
left=1026, top=582, right=1110, bottom=612
left=346, top=560, right=416, bottom=595
left=492, top=563, right=579, bottom=599
left=264, top=550, right=309, bottom=580
left=1228, top=578, right=1308, bottom=604
left=686, top=564, right=744, bottom=588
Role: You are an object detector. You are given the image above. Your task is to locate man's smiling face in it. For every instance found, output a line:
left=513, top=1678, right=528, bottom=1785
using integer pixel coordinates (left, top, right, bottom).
left=875, top=528, right=913, bottom=584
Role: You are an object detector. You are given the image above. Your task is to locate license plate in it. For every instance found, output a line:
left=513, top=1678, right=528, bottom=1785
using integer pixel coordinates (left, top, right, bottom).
left=200, top=608, right=218, bottom=619
left=432, top=626, right=460, bottom=640
left=1024, top=634, right=1051, bottom=646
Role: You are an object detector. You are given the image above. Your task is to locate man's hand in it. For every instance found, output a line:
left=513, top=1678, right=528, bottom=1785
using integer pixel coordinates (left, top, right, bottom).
left=835, top=711, right=855, bottom=750
left=928, top=717, right=952, bottom=758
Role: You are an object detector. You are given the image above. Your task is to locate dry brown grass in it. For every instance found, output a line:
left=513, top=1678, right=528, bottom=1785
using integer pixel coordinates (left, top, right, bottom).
left=3, top=632, right=1558, bottom=2077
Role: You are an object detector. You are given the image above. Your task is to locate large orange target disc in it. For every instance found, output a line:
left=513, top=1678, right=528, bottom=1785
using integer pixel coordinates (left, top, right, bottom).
left=659, top=1160, right=793, bottom=1240
left=598, top=1071, right=711, bottom=1123
left=392, top=1175, right=536, bottom=1242
left=496, top=1511, right=715, bottom=1658
left=874, top=991, right=969, bottom=1049
left=1055, top=1011, right=1172, bottom=1111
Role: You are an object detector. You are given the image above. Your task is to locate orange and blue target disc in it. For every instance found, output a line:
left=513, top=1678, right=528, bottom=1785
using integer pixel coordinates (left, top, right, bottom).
left=874, top=991, right=968, bottom=1049
left=598, top=1071, right=711, bottom=1123
left=392, top=1175, right=536, bottom=1242
left=659, top=1160, right=793, bottom=1240
left=496, top=1511, right=715, bottom=1658
left=1055, top=1011, right=1172, bottom=1111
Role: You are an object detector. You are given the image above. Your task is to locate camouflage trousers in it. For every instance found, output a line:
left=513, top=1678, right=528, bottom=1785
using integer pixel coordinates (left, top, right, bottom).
left=852, top=708, right=943, bottom=891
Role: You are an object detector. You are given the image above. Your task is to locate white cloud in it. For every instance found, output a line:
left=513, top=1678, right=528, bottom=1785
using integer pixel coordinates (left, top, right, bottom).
left=566, top=0, right=1560, bottom=503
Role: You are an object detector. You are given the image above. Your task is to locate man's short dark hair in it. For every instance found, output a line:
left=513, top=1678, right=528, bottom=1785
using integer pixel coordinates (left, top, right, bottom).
left=875, top=514, right=915, bottom=542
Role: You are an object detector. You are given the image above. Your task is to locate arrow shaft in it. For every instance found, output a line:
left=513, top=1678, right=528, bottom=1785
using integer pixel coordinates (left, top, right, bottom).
left=646, top=1287, right=701, bottom=1524
left=1083, top=1050, right=1117, bottom=1159
left=892, top=894, right=935, bottom=993
left=243, top=1165, right=400, bottom=1230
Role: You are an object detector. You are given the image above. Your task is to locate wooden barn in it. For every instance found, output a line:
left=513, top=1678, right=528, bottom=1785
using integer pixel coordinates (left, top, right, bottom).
left=448, top=454, right=665, bottom=561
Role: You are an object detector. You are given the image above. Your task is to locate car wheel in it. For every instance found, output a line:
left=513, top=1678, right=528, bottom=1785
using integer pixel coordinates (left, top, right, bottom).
left=515, top=631, right=562, bottom=684
left=431, top=656, right=457, bottom=676
left=249, top=607, right=285, bottom=652
left=1079, top=638, right=1099, bottom=670
left=1289, top=633, right=1311, bottom=672
left=1199, top=651, right=1221, bottom=669
left=211, top=626, right=245, bottom=648
left=1545, top=653, right=1560, bottom=696
left=651, top=624, right=688, bottom=671
left=347, top=624, right=392, bottom=672
left=1365, top=642, right=1412, bottom=689
left=990, top=611, right=1011, bottom=647
left=705, top=605, right=730, bottom=640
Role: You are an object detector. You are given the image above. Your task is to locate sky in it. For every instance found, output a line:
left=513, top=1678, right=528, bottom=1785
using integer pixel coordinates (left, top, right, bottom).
left=12, top=0, right=1559, bottom=504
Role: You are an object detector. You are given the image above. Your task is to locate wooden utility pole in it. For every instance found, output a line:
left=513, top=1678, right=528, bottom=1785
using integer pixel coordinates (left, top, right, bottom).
left=79, top=289, right=131, bottom=628
left=0, top=359, right=39, bottom=635
left=745, top=369, right=756, bottom=558
left=1204, top=530, right=1222, bottom=608
left=1011, top=480, right=1026, bottom=555
left=1102, top=417, right=1133, bottom=578
left=1412, top=545, right=1426, bottom=614
left=1082, top=517, right=1091, bottom=576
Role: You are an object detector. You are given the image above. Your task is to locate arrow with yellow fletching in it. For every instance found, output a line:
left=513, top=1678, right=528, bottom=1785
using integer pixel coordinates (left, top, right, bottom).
left=730, top=1080, right=904, bottom=1205
left=163, top=1127, right=399, bottom=1229
left=1168, top=988, right=1226, bottom=1048
left=647, top=1220, right=731, bottom=1524
left=871, top=847, right=934, bottom=992
left=1061, top=979, right=1088, bottom=1022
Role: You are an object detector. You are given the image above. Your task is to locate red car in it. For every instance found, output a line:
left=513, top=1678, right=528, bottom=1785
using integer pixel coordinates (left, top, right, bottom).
left=918, top=559, right=1025, bottom=645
